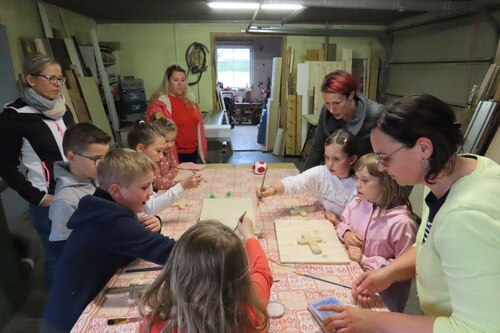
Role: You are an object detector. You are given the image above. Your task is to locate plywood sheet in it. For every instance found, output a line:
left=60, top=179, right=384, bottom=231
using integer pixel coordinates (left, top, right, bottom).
left=199, top=198, right=261, bottom=236
left=77, top=76, right=114, bottom=140
left=275, top=219, right=349, bottom=264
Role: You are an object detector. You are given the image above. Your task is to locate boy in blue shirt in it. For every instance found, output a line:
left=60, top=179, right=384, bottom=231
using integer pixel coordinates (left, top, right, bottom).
left=41, top=148, right=176, bottom=332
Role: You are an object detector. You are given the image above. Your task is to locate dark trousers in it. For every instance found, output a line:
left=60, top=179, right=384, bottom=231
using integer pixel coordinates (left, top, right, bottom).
left=178, top=151, right=198, bottom=163
left=29, top=204, right=53, bottom=288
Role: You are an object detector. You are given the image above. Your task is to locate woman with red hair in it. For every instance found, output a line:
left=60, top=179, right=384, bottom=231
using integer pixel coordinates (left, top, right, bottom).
left=303, top=70, right=382, bottom=171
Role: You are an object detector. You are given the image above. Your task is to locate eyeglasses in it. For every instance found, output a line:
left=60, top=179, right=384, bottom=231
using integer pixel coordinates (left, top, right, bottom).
left=36, top=74, right=66, bottom=85
left=74, top=153, right=103, bottom=167
left=375, top=145, right=406, bottom=167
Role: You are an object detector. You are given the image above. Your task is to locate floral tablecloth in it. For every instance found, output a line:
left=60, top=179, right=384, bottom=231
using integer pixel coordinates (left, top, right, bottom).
left=72, top=164, right=385, bottom=333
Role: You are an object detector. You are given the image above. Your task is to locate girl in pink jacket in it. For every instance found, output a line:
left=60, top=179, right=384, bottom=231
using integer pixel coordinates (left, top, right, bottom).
left=336, top=153, right=416, bottom=312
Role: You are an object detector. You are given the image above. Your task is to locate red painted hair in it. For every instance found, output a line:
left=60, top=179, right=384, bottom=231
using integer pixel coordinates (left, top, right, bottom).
left=321, top=70, right=360, bottom=96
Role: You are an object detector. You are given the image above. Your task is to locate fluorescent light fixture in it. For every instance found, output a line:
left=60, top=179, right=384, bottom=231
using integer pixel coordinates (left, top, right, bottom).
left=261, top=4, right=304, bottom=10
left=208, top=2, right=259, bottom=9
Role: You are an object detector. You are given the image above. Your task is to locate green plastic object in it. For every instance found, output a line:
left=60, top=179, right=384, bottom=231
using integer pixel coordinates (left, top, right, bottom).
left=225, top=191, right=232, bottom=198
left=209, top=194, right=216, bottom=199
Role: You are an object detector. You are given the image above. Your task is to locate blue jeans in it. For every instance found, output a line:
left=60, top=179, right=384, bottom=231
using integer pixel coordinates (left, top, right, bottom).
left=29, top=204, right=54, bottom=288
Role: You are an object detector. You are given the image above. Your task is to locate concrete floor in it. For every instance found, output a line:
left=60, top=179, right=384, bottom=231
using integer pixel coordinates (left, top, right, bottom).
left=1, top=150, right=421, bottom=333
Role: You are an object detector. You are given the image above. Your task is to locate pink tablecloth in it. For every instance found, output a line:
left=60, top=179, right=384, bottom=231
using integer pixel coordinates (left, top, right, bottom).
left=72, top=164, right=385, bottom=333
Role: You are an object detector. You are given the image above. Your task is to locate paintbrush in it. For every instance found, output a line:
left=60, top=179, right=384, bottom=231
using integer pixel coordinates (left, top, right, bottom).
left=257, top=167, right=268, bottom=201
left=124, top=266, right=163, bottom=273
left=234, top=211, right=247, bottom=231
left=107, top=317, right=142, bottom=325
left=192, top=170, right=208, bottom=183
left=293, top=271, right=352, bottom=289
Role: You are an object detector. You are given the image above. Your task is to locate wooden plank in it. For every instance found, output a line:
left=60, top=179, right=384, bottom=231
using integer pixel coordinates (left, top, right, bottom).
left=285, top=95, right=297, bottom=155
left=485, top=124, right=500, bottom=163
left=34, top=38, right=49, bottom=55
left=77, top=76, right=114, bottom=140
left=199, top=198, right=261, bottom=237
left=368, top=48, right=382, bottom=100
left=295, top=95, right=303, bottom=154
left=275, top=220, right=349, bottom=264
left=323, top=43, right=337, bottom=61
left=297, top=63, right=310, bottom=150
left=60, top=85, right=78, bottom=123
left=341, top=48, right=353, bottom=74
left=266, top=99, right=280, bottom=151
left=64, top=38, right=84, bottom=77
left=305, top=49, right=319, bottom=61
left=64, top=69, right=91, bottom=123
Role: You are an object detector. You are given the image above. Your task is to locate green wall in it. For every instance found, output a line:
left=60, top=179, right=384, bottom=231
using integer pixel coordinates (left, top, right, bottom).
left=98, top=22, right=384, bottom=111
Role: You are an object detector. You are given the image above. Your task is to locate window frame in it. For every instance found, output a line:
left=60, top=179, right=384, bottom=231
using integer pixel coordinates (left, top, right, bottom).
left=216, top=43, right=253, bottom=89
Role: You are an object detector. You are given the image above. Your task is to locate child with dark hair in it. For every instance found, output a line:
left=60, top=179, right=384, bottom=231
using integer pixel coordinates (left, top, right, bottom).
left=259, top=129, right=359, bottom=225
left=47, top=123, right=111, bottom=285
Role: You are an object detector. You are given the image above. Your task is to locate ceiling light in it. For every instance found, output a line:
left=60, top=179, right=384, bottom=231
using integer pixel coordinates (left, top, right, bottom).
left=208, top=2, right=260, bottom=9
left=261, top=4, right=304, bottom=10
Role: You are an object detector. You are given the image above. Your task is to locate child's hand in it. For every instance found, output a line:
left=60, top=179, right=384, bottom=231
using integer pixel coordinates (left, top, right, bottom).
left=324, top=211, right=341, bottom=226
left=139, top=214, right=162, bottom=233
left=347, top=246, right=363, bottom=264
left=257, top=186, right=276, bottom=199
left=237, top=215, right=256, bottom=240
left=343, top=231, right=364, bottom=247
left=180, top=173, right=203, bottom=190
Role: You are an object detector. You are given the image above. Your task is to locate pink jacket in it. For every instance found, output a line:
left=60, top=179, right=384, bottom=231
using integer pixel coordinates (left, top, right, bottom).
left=336, top=198, right=416, bottom=271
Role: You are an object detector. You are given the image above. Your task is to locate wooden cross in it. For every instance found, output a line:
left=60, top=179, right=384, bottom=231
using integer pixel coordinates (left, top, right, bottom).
left=297, top=233, right=323, bottom=254
left=171, top=199, right=191, bottom=209
left=290, top=206, right=316, bottom=216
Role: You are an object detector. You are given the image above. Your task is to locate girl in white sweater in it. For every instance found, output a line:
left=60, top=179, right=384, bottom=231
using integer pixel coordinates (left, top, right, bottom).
left=259, top=129, right=358, bottom=225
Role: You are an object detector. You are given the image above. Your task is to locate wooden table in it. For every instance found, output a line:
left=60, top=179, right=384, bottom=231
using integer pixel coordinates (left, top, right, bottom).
left=71, top=164, right=385, bottom=332
left=233, top=102, right=263, bottom=125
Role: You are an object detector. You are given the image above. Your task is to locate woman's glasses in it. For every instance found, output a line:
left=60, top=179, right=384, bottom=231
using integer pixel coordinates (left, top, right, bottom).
left=375, top=145, right=406, bottom=167
left=36, top=74, right=66, bottom=85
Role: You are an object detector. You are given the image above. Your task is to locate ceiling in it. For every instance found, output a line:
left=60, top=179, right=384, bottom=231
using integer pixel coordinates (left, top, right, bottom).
left=44, top=0, right=500, bottom=27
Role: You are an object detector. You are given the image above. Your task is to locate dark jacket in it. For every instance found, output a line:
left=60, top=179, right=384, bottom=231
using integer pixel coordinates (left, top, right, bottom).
left=0, top=98, right=74, bottom=204
left=303, top=92, right=382, bottom=171
left=41, top=188, right=175, bottom=332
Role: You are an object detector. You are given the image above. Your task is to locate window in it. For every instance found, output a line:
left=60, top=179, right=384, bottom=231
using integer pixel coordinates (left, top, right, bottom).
left=216, top=46, right=252, bottom=89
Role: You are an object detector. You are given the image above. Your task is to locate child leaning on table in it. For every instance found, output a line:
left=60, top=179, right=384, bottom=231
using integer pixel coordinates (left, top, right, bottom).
left=41, top=148, right=177, bottom=333
left=139, top=218, right=273, bottom=333
left=128, top=121, right=203, bottom=214
left=258, top=129, right=359, bottom=225
left=336, top=153, right=416, bottom=313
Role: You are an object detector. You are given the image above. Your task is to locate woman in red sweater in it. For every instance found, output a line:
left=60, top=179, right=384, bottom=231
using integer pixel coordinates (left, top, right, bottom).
left=139, top=218, right=272, bottom=333
left=146, top=64, right=207, bottom=163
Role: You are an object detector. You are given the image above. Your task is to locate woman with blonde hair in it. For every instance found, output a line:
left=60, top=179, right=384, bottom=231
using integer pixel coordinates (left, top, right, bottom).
left=146, top=65, right=207, bottom=163
left=139, top=218, right=272, bottom=333
left=0, top=52, right=74, bottom=287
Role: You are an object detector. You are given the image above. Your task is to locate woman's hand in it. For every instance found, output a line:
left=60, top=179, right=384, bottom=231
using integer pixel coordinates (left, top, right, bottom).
left=237, top=215, right=256, bottom=240
left=347, top=246, right=363, bottom=264
left=180, top=173, right=203, bottom=190
left=352, top=268, right=393, bottom=306
left=325, top=211, right=341, bottom=226
left=319, top=305, right=377, bottom=333
left=343, top=231, right=364, bottom=248
left=40, top=194, right=54, bottom=207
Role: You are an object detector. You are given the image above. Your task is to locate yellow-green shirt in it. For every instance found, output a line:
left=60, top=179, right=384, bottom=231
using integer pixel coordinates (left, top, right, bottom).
left=416, top=155, right=500, bottom=333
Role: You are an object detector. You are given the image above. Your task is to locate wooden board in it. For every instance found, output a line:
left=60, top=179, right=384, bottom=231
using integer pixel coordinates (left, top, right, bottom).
left=285, top=94, right=297, bottom=155
left=64, top=69, right=91, bottom=123
left=199, top=198, right=261, bottom=237
left=77, top=76, right=114, bottom=140
left=274, top=219, right=349, bottom=264
left=60, top=85, right=78, bottom=123
left=341, top=48, right=353, bottom=73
